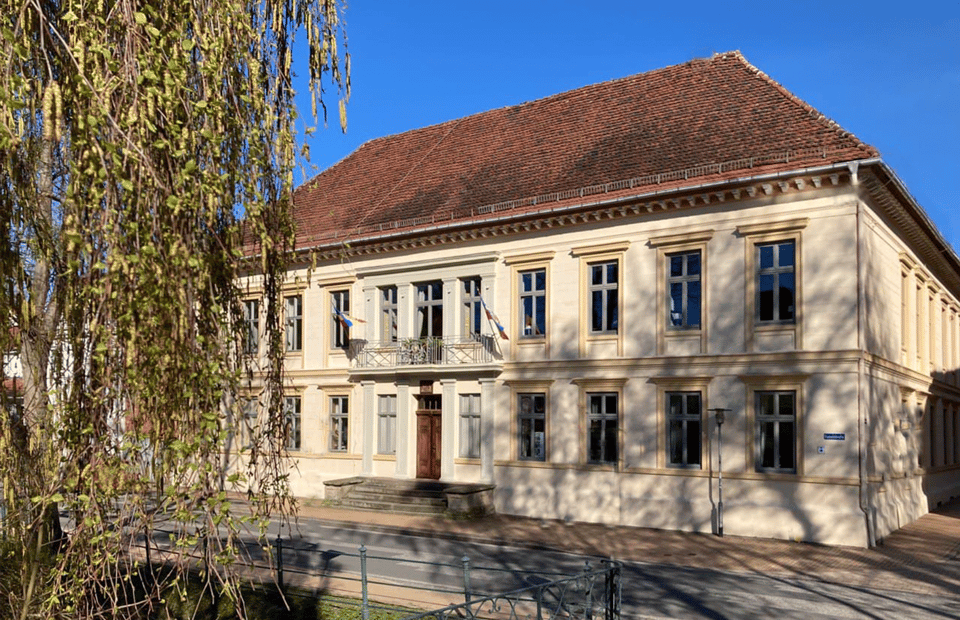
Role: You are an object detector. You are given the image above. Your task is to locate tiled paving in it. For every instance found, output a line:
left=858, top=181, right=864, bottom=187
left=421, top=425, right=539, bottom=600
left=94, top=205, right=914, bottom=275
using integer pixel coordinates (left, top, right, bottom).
left=291, top=496, right=960, bottom=597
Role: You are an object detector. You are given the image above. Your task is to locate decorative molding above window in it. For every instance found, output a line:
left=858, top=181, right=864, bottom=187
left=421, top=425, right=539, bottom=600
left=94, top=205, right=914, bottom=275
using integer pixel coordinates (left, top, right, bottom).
left=648, top=229, right=715, bottom=248
left=735, top=218, right=809, bottom=237
left=503, top=250, right=556, bottom=266
left=570, top=240, right=630, bottom=257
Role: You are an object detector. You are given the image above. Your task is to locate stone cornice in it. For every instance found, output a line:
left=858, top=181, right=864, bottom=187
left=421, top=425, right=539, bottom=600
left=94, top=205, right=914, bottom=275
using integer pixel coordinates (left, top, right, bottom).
left=298, top=165, right=857, bottom=263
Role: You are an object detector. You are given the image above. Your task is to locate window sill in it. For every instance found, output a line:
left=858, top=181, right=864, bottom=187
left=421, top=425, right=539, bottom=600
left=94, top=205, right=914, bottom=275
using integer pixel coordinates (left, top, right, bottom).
left=373, top=454, right=396, bottom=461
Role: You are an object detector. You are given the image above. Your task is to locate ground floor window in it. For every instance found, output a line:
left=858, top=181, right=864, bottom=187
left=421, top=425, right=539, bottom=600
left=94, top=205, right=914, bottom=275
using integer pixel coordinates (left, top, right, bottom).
left=756, top=391, right=796, bottom=472
left=378, top=395, right=396, bottom=455
left=518, top=393, right=546, bottom=461
left=459, top=394, right=481, bottom=458
left=587, top=393, right=618, bottom=465
left=283, top=395, right=301, bottom=451
left=330, top=396, right=349, bottom=452
left=667, top=391, right=701, bottom=467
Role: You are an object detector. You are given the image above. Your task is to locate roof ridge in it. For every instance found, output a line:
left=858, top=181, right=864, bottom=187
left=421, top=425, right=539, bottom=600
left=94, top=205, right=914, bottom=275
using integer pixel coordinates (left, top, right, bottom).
left=298, top=52, right=739, bottom=193
left=726, top=51, right=877, bottom=157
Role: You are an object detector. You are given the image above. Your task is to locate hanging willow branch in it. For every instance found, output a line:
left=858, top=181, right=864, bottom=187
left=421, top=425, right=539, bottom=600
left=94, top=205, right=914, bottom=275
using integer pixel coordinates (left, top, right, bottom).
left=0, top=0, right=348, bottom=617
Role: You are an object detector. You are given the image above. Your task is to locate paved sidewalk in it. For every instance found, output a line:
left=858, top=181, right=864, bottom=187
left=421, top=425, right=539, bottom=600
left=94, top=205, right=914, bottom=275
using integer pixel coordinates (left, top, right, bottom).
left=288, top=496, right=960, bottom=598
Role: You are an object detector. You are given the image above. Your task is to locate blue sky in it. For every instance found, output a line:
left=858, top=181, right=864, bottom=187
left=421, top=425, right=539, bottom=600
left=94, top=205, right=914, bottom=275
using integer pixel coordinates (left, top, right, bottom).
left=295, top=2, right=960, bottom=251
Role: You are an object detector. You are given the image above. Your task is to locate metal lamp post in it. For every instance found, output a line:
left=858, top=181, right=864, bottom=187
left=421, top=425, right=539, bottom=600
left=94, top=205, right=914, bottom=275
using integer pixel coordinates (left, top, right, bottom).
left=709, top=408, right=729, bottom=537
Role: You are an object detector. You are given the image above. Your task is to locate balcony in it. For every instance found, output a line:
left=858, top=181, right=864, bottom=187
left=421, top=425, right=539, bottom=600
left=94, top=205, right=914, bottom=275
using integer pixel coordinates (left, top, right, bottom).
left=350, top=335, right=502, bottom=369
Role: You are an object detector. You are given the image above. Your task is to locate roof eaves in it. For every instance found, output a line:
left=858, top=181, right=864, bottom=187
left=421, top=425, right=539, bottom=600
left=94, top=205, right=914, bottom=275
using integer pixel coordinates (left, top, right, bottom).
left=294, top=158, right=876, bottom=256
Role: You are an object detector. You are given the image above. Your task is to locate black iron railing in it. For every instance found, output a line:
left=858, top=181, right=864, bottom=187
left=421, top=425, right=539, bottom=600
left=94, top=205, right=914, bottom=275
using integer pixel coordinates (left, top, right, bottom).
left=351, top=335, right=500, bottom=368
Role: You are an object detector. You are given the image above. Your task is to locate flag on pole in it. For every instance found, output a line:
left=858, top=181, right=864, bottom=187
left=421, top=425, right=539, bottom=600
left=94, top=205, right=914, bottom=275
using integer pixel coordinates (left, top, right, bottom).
left=332, top=302, right=361, bottom=330
left=481, top=296, right=509, bottom=340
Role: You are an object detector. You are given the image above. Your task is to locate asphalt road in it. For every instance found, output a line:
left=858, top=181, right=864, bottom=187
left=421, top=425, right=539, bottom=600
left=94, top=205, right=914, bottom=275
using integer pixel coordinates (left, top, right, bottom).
left=260, top=520, right=960, bottom=620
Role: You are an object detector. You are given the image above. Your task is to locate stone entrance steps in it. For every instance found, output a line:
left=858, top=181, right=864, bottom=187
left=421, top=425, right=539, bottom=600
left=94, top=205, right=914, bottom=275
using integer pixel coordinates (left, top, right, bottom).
left=323, top=477, right=495, bottom=517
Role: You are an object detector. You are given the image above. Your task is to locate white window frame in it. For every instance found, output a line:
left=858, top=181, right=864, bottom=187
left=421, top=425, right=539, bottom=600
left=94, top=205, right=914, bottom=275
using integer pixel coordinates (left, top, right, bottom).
left=377, top=394, right=397, bottom=455
left=331, top=289, right=351, bottom=350
left=284, top=294, right=303, bottom=353
left=459, top=394, right=481, bottom=459
left=649, top=231, right=712, bottom=355
left=242, top=299, right=259, bottom=355
left=381, top=286, right=398, bottom=344
left=518, top=268, right=546, bottom=338
left=737, top=219, right=806, bottom=352
left=415, top=281, right=444, bottom=339
left=755, top=390, right=797, bottom=473
left=666, top=391, right=703, bottom=468
left=462, top=278, right=483, bottom=339
left=517, top=392, right=546, bottom=462
left=667, top=251, right=702, bottom=330
left=283, top=395, right=301, bottom=451
left=756, top=241, right=796, bottom=324
left=330, top=395, right=349, bottom=452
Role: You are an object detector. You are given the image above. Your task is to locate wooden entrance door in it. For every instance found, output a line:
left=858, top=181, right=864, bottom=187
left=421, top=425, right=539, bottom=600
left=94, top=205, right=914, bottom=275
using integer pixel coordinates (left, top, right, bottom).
left=416, top=395, right=442, bottom=479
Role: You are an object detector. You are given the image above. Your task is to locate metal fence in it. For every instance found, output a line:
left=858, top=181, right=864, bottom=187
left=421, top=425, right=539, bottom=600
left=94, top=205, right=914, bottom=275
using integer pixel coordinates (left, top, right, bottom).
left=268, top=536, right=621, bottom=620
left=138, top=526, right=620, bottom=619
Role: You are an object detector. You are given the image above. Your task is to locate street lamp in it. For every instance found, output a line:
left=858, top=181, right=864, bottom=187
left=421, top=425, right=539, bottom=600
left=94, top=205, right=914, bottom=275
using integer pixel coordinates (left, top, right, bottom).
left=708, top=408, right=729, bottom=537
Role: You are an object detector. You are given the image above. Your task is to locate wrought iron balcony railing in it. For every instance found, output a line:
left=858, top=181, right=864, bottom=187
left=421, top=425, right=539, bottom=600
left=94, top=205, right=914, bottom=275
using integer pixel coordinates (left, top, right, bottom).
left=350, top=335, right=501, bottom=369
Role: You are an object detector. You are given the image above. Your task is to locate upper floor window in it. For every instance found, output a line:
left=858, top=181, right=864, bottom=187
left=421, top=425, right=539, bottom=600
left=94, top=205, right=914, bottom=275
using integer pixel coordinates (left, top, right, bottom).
left=668, top=251, right=701, bottom=329
left=519, top=269, right=546, bottom=338
left=331, top=289, right=351, bottom=349
left=284, top=295, right=302, bottom=352
left=667, top=392, right=701, bottom=467
left=330, top=395, right=349, bottom=452
left=462, top=278, right=482, bottom=339
left=381, top=286, right=398, bottom=344
left=757, top=241, right=795, bottom=323
left=242, top=299, right=259, bottom=355
left=416, top=281, right=443, bottom=338
left=589, top=262, right=618, bottom=334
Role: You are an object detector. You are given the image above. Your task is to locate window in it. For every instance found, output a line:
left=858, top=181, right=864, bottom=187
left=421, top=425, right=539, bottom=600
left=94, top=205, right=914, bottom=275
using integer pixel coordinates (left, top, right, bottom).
left=381, top=286, right=398, bottom=343
left=285, top=295, right=302, bottom=352
left=377, top=395, right=396, bottom=455
left=518, top=393, right=546, bottom=461
left=459, top=394, right=481, bottom=458
left=243, top=299, right=259, bottom=355
left=589, top=262, right=618, bottom=334
left=330, top=396, right=349, bottom=452
left=242, top=397, right=258, bottom=447
left=755, top=391, right=796, bottom=472
left=416, top=281, right=443, bottom=338
left=331, top=289, right=351, bottom=349
left=757, top=242, right=795, bottom=323
left=668, top=251, right=701, bottom=329
left=283, top=395, right=301, bottom=451
left=462, top=278, right=482, bottom=339
left=587, top=393, right=618, bottom=465
left=519, top=269, right=546, bottom=337
left=667, top=392, right=701, bottom=467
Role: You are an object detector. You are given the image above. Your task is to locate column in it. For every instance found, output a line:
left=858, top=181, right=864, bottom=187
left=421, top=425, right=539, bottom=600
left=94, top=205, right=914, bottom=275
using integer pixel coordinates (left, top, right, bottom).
left=361, top=381, right=375, bottom=475
left=441, top=378, right=456, bottom=480
left=479, top=377, right=496, bottom=483
left=396, top=379, right=412, bottom=478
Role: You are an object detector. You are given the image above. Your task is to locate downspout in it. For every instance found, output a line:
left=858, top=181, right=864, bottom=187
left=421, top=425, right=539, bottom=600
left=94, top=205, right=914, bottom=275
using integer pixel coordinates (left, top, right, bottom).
left=853, top=161, right=877, bottom=547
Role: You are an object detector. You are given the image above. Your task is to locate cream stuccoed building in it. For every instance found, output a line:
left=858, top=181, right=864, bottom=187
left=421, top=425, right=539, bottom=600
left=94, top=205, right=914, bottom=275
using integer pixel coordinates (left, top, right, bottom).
left=241, top=52, right=960, bottom=547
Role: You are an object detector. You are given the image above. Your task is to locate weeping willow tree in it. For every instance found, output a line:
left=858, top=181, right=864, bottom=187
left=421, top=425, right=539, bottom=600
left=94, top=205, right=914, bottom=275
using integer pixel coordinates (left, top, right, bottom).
left=0, top=0, right=348, bottom=617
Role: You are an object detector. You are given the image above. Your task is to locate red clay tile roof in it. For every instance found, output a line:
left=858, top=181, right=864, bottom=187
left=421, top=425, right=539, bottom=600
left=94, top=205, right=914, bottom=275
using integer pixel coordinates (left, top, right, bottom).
left=292, top=51, right=878, bottom=249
